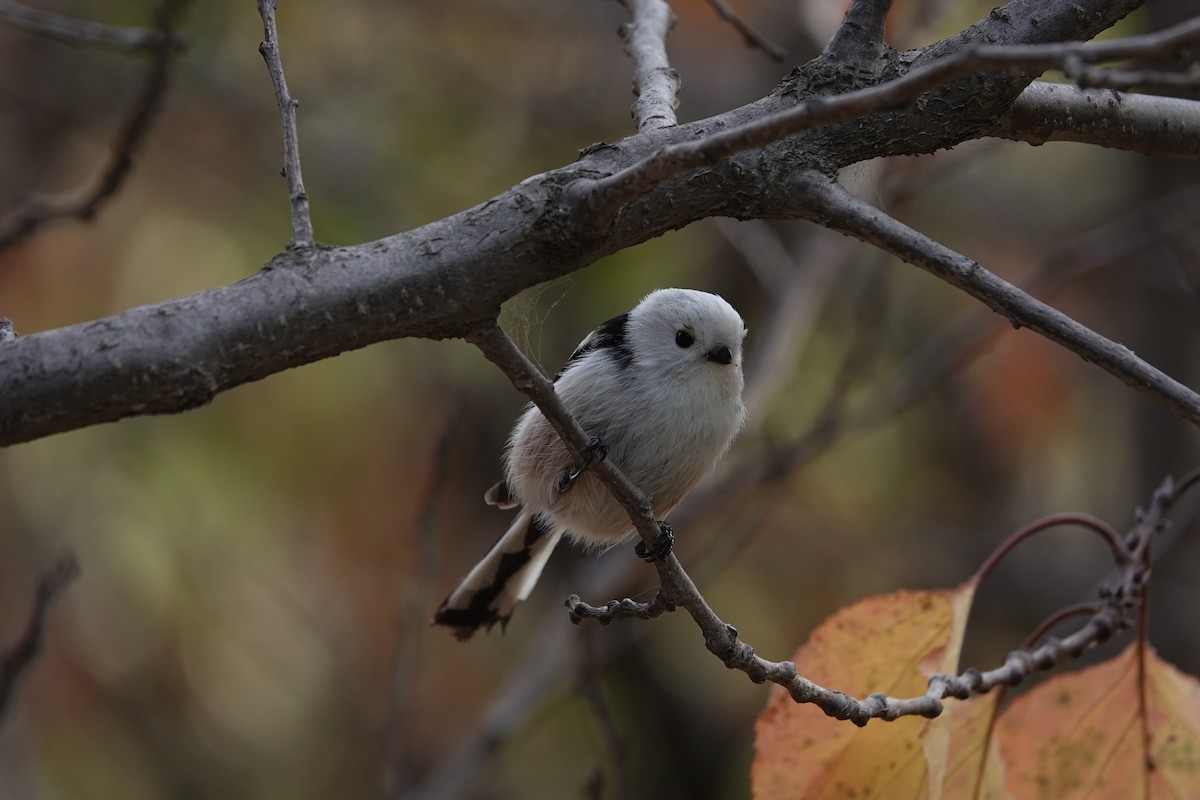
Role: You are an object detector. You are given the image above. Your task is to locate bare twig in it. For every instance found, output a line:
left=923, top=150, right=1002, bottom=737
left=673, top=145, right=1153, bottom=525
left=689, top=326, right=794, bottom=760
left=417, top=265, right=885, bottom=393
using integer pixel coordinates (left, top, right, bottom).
left=571, top=16, right=1200, bottom=222
left=567, top=591, right=675, bottom=624
left=702, top=0, right=786, bottom=62
left=617, top=0, right=680, bottom=132
left=0, top=555, right=80, bottom=725
left=0, top=0, right=190, bottom=250
left=256, top=0, right=314, bottom=249
left=673, top=184, right=1200, bottom=556
left=854, top=182, right=1200, bottom=427
left=467, top=317, right=868, bottom=719
left=466, top=320, right=661, bottom=550
left=468, top=285, right=1200, bottom=723
left=796, top=173, right=1200, bottom=428
left=569, top=468, right=1198, bottom=725
left=0, top=0, right=186, bottom=52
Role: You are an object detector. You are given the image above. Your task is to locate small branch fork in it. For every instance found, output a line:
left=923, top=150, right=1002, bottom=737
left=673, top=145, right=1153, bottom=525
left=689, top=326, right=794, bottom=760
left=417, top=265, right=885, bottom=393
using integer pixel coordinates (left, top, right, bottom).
left=0, top=556, right=81, bottom=725
left=822, top=0, right=893, bottom=68
left=573, top=16, right=1200, bottom=221
left=567, top=470, right=1200, bottom=726
left=256, top=0, right=313, bottom=249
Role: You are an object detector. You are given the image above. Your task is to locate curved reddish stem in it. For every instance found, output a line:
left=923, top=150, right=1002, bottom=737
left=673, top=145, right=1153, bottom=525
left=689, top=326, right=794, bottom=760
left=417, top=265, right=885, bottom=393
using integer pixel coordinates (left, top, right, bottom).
left=975, top=512, right=1126, bottom=588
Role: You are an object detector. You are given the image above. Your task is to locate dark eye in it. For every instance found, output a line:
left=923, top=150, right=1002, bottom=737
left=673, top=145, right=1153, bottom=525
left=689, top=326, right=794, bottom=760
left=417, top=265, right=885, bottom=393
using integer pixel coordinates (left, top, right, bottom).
left=675, top=329, right=694, bottom=348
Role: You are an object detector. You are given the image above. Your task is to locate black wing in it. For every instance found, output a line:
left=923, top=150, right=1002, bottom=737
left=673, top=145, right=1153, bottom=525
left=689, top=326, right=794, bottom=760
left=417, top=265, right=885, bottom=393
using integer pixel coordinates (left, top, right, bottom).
left=554, top=311, right=633, bottom=380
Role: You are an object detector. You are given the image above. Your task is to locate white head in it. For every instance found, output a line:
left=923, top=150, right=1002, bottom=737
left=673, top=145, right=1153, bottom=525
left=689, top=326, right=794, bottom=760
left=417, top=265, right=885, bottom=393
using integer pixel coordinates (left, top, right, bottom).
left=626, top=288, right=747, bottom=379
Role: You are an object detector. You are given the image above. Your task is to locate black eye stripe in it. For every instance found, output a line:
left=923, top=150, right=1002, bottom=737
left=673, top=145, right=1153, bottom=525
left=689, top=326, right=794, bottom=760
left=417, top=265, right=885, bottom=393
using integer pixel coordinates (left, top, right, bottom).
left=675, top=329, right=695, bottom=348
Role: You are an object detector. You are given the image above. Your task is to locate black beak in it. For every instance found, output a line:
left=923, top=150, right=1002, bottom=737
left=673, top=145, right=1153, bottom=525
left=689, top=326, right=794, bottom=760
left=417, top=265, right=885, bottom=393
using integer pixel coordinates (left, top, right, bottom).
left=706, top=344, right=733, bottom=365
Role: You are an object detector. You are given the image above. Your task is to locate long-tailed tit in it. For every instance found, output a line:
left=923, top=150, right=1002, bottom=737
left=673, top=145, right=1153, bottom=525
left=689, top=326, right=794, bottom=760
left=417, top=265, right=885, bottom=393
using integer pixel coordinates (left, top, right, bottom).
left=434, top=288, right=747, bottom=639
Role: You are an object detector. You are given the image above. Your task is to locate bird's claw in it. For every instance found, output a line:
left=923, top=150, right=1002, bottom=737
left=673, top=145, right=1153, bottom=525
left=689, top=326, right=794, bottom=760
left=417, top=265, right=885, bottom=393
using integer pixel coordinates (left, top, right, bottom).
left=557, top=436, right=608, bottom=493
left=634, top=522, right=674, bottom=562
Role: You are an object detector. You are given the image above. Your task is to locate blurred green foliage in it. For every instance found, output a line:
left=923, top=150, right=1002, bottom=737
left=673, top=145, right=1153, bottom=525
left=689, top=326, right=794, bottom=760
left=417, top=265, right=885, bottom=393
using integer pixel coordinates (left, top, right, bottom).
left=1, top=1, right=1198, bottom=799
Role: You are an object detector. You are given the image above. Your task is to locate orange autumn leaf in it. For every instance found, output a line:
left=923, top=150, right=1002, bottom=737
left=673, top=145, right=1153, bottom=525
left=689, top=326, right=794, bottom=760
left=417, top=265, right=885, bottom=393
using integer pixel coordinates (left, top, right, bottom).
left=997, top=643, right=1200, bottom=799
left=752, top=582, right=1002, bottom=800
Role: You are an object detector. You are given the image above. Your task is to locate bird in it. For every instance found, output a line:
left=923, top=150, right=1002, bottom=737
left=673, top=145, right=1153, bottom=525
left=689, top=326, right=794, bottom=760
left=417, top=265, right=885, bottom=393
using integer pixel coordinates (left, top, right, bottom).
left=433, top=288, right=747, bottom=640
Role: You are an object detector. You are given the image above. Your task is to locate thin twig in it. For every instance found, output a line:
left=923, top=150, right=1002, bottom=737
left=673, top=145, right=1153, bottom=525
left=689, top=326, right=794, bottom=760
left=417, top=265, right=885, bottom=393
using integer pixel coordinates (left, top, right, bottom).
left=468, top=304, right=1194, bottom=725
left=256, top=0, right=314, bottom=249
left=0, top=0, right=186, bottom=52
left=567, top=591, right=675, bottom=624
left=796, top=173, right=1200, bottom=428
left=702, top=0, right=786, bottom=62
left=0, top=555, right=81, bottom=725
left=466, top=320, right=666, bottom=556
left=617, top=0, right=680, bottom=132
left=0, top=0, right=190, bottom=250
left=569, top=469, right=1197, bottom=725
left=675, top=184, right=1200, bottom=557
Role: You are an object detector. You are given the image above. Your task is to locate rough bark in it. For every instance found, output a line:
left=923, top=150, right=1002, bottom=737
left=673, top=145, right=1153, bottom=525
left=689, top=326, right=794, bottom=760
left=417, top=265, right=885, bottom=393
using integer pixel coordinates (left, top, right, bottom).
left=0, top=0, right=1168, bottom=445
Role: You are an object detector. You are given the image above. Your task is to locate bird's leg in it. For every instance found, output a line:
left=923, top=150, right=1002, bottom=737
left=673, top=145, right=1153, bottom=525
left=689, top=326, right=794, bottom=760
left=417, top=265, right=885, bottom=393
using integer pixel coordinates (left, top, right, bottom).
left=557, top=436, right=608, bottom=493
left=634, top=521, right=674, bottom=562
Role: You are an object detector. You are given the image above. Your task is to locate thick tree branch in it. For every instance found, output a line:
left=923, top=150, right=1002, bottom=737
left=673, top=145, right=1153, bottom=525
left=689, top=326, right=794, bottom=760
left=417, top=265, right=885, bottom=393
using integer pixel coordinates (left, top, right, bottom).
left=0, top=0, right=1185, bottom=446
left=572, top=15, right=1200, bottom=224
left=822, top=0, right=892, bottom=68
left=992, top=81, right=1200, bottom=157
left=617, top=0, right=680, bottom=132
left=257, top=0, right=313, bottom=249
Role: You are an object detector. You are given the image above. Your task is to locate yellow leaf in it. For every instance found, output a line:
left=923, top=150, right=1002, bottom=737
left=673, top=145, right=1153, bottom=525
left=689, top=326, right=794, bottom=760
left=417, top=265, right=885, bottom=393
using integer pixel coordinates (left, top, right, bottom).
left=752, top=584, right=988, bottom=800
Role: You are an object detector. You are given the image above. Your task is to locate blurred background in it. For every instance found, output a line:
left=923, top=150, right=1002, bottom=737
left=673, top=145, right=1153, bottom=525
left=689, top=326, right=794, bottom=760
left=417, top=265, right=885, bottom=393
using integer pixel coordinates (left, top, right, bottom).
left=1, top=0, right=1198, bottom=798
